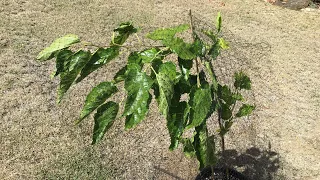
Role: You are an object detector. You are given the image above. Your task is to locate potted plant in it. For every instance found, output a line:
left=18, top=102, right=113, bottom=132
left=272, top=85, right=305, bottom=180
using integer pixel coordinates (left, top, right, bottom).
left=36, top=10, right=254, bottom=179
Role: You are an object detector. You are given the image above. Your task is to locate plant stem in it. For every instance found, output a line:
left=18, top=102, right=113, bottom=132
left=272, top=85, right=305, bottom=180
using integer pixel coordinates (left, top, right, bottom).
left=218, top=108, right=225, bottom=153
left=203, top=61, right=225, bottom=153
left=82, top=41, right=165, bottom=49
left=189, top=9, right=200, bottom=88
left=204, top=61, right=218, bottom=91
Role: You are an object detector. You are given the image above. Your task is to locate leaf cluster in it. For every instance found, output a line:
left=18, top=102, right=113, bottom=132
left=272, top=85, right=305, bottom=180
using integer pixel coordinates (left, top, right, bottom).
left=37, top=14, right=255, bottom=170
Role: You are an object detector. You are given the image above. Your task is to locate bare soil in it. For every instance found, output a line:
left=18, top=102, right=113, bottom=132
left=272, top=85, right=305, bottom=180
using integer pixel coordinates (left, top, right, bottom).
left=1, top=0, right=319, bottom=179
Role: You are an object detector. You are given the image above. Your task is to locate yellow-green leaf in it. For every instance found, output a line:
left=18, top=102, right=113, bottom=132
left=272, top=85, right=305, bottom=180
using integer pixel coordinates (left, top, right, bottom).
left=37, top=34, right=80, bottom=61
left=219, top=38, right=229, bottom=49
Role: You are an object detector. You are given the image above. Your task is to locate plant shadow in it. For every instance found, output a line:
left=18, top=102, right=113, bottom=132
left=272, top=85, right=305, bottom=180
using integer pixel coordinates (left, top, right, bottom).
left=217, top=147, right=280, bottom=180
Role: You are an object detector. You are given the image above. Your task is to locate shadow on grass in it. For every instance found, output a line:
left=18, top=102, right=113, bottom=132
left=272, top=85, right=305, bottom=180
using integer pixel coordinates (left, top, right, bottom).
left=154, top=146, right=280, bottom=180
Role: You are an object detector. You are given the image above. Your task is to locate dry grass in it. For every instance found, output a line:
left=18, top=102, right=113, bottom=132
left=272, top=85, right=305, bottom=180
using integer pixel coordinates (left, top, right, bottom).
left=1, top=0, right=320, bottom=179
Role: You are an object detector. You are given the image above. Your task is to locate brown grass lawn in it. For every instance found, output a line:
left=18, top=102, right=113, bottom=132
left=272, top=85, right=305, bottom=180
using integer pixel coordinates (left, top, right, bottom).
left=1, top=0, right=320, bottom=179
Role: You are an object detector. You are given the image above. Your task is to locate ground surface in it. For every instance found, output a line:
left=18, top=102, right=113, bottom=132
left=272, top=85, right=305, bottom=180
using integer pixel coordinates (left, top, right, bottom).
left=1, top=0, right=319, bottom=179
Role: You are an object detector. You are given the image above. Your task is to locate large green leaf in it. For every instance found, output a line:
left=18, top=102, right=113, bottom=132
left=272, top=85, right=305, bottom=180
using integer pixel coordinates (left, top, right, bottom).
left=163, top=37, right=196, bottom=60
left=155, top=62, right=177, bottom=117
left=236, top=104, right=255, bottom=117
left=123, top=68, right=153, bottom=129
left=37, top=34, right=80, bottom=61
left=194, top=124, right=216, bottom=170
left=92, top=101, right=119, bottom=144
left=234, top=71, right=251, bottom=90
left=167, top=101, right=190, bottom=150
left=146, top=24, right=189, bottom=40
left=53, top=49, right=73, bottom=77
left=76, top=46, right=119, bottom=83
left=58, top=50, right=91, bottom=103
left=78, top=82, right=118, bottom=123
left=187, top=87, right=212, bottom=129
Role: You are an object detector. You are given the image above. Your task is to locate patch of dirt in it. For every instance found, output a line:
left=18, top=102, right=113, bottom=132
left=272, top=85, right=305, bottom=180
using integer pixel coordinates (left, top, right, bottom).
left=1, top=0, right=319, bottom=179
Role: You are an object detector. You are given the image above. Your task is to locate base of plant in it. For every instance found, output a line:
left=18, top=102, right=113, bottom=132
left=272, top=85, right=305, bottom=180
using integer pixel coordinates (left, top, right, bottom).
left=195, top=166, right=248, bottom=180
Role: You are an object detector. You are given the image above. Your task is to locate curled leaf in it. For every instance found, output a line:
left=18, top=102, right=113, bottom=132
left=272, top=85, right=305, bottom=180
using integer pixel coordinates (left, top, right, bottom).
left=216, top=12, right=222, bottom=33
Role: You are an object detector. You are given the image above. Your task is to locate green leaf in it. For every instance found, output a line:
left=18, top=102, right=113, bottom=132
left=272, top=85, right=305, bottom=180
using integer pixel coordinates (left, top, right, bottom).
left=37, top=34, right=80, bottom=61
left=112, top=22, right=137, bottom=45
left=178, top=57, right=193, bottom=82
left=163, top=37, right=196, bottom=60
left=202, top=30, right=217, bottom=42
left=146, top=24, right=189, bottom=40
left=76, top=46, right=119, bottom=83
left=139, top=48, right=162, bottom=63
left=216, top=12, right=222, bottom=33
left=58, top=50, right=91, bottom=103
left=113, top=51, right=148, bottom=83
left=194, top=124, right=216, bottom=170
left=167, top=101, right=190, bottom=150
left=208, top=42, right=220, bottom=60
left=234, top=71, right=251, bottom=90
left=78, top=82, right=118, bottom=123
left=191, top=38, right=205, bottom=57
left=53, top=49, right=73, bottom=77
left=114, top=22, right=138, bottom=34
left=123, top=68, right=153, bottom=129
left=113, top=66, right=127, bottom=83
left=236, top=104, right=255, bottom=117
left=220, top=103, right=232, bottom=120
left=232, top=93, right=244, bottom=101
left=218, top=85, right=236, bottom=106
left=155, top=62, right=177, bottom=117
left=182, top=138, right=196, bottom=158
left=92, top=101, right=119, bottom=144
left=219, top=38, right=229, bottom=49
left=187, top=87, right=212, bottom=129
